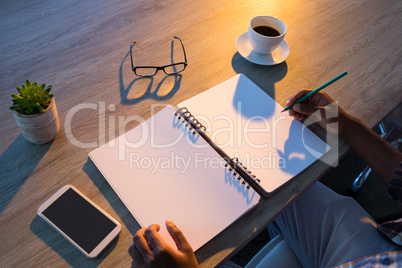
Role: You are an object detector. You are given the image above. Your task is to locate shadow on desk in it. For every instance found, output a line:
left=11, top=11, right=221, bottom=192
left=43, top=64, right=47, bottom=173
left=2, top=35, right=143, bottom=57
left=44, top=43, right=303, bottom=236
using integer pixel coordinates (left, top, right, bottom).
left=119, top=49, right=182, bottom=104
left=83, top=158, right=141, bottom=236
left=0, top=134, right=52, bottom=215
left=231, top=52, right=288, bottom=99
left=30, top=215, right=117, bottom=266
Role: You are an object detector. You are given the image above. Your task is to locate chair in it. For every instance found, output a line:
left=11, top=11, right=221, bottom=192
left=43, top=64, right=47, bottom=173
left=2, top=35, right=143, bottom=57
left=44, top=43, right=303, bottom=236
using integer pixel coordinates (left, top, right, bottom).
left=349, top=102, right=402, bottom=195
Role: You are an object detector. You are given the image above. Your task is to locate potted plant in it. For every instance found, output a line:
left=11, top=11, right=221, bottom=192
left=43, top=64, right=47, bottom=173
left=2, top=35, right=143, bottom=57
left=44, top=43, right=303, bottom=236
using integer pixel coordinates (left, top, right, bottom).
left=10, top=79, right=60, bottom=144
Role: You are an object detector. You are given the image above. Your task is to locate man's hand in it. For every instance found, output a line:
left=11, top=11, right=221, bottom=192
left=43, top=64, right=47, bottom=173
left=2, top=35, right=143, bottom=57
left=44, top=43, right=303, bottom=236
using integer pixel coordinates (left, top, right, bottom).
left=287, top=88, right=402, bottom=185
left=286, top=89, right=350, bottom=135
left=129, top=219, right=199, bottom=268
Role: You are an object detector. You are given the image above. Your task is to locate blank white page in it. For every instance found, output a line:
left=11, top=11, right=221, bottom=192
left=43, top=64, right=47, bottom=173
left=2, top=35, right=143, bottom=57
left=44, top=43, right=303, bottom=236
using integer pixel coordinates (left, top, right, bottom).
left=89, top=105, right=259, bottom=251
left=178, top=74, right=330, bottom=195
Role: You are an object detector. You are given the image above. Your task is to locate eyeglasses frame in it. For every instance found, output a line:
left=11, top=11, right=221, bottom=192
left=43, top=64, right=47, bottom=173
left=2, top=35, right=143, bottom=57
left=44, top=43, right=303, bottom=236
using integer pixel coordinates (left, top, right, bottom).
left=130, top=36, right=188, bottom=77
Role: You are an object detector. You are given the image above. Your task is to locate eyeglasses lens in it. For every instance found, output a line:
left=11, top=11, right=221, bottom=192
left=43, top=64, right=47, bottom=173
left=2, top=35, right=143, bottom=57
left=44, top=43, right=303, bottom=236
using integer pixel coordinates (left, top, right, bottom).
left=164, top=63, right=186, bottom=75
left=135, top=67, right=158, bottom=77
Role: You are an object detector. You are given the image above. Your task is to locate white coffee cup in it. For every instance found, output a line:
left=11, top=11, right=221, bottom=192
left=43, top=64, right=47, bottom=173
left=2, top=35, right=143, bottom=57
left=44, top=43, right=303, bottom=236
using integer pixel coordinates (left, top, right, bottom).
left=248, top=16, right=287, bottom=55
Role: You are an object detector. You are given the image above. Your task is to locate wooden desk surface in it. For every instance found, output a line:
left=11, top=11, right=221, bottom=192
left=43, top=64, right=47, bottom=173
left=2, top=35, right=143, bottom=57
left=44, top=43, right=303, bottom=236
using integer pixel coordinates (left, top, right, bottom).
left=1, top=0, right=401, bottom=267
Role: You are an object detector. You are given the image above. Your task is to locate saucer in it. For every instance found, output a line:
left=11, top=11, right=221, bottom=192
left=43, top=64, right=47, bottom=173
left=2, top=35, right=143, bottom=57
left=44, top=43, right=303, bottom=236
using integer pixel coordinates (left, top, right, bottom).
left=235, top=32, right=289, bottom=65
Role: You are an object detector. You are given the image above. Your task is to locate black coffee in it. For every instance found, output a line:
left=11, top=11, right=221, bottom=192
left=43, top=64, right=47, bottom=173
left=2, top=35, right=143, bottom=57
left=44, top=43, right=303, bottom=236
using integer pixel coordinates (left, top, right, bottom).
left=253, top=26, right=281, bottom=37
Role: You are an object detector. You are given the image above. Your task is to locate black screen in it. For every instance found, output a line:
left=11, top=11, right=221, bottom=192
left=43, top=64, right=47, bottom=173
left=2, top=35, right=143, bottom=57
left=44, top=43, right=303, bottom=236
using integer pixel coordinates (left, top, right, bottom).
left=42, top=188, right=117, bottom=253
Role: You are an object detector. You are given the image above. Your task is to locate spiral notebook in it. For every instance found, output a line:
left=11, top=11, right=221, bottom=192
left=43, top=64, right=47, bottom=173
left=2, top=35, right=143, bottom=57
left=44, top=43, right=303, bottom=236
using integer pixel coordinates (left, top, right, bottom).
left=89, top=74, right=329, bottom=250
left=89, top=105, right=260, bottom=251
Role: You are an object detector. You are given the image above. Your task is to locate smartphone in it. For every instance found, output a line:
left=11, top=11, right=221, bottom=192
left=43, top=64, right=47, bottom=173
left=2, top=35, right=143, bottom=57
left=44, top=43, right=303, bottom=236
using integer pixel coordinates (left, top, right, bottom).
left=37, top=185, right=122, bottom=258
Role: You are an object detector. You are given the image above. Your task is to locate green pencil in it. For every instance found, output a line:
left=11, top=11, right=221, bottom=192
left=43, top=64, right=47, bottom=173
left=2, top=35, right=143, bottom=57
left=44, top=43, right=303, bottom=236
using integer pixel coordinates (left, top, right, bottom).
left=281, top=71, right=348, bottom=112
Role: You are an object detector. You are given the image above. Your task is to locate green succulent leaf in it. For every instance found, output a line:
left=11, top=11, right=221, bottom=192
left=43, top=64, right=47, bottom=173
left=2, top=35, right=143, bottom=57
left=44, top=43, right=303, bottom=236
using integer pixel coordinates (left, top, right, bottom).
left=25, top=106, right=34, bottom=114
left=11, top=98, right=26, bottom=104
left=17, top=103, right=31, bottom=109
left=11, top=94, right=22, bottom=99
left=10, top=105, right=22, bottom=110
left=44, top=86, right=51, bottom=95
left=17, top=87, right=23, bottom=96
left=10, top=79, right=54, bottom=114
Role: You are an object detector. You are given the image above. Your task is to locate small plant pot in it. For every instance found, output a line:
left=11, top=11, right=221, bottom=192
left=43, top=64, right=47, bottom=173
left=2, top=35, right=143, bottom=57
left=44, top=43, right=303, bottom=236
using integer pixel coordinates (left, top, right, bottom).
left=12, top=98, right=60, bottom=144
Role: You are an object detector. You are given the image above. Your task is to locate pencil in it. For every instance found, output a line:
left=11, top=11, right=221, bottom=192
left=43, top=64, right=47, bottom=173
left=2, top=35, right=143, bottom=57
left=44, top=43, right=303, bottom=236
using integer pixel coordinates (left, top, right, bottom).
left=281, top=71, right=348, bottom=113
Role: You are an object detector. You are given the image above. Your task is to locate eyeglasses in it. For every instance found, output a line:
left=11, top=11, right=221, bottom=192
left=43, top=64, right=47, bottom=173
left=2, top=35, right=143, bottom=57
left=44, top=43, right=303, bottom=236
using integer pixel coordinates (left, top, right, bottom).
left=130, top=36, right=188, bottom=77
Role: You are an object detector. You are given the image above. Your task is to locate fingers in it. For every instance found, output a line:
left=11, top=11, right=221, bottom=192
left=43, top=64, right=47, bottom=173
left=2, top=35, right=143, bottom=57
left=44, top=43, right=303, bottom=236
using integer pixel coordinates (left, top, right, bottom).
left=144, top=224, right=169, bottom=252
left=287, top=88, right=335, bottom=121
left=131, top=224, right=168, bottom=267
left=286, top=89, right=312, bottom=107
left=287, top=89, right=313, bottom=120
left=166, top=219, right=193, bottom=253
left=128, top=243, right=135, bottom=257
left=133, top=227, right=154, bottom=260
left=309, top=90, right=333, bottom=106
left=286, top=88, right=333, bottom=108
left=293, top=103, right=324, bottom=115
left=129, top=243, right=145, bottom=267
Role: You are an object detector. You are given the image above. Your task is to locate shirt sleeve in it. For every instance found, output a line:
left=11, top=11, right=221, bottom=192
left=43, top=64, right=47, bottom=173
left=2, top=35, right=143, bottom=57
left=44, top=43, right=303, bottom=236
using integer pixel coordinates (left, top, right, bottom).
left=335, top=251, right=402, bottom=268
left=388, top=162, right=402, bottom=202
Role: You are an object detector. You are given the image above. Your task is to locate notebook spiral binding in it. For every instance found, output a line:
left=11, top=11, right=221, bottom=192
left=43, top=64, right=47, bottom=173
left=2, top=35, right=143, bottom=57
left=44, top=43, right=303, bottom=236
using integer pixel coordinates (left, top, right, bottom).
left=175, top=107, right=260, bottom=191
left=174, top=107, right=206, bottom=134
left=224, top=158, right=261, bottom=189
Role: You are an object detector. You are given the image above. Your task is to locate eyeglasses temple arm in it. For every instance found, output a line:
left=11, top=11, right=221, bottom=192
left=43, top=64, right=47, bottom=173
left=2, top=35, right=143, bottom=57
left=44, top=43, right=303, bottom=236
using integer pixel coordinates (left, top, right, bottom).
left=130, top=41, right=137, bottom=70
left=174, top=36, right=187, bottom=64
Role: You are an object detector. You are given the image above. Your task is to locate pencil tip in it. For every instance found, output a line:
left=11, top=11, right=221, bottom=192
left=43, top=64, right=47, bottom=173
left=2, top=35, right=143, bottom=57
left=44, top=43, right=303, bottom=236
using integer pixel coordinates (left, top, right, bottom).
left=280, top=109, right=286, bottom=113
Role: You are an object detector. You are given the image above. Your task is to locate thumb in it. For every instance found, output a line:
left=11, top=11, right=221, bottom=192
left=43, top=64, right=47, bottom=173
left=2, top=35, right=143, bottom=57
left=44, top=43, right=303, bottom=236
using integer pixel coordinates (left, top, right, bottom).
left=293, top=103, right=321, bottom=115
left=166, top=219, right=193, bottom=253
